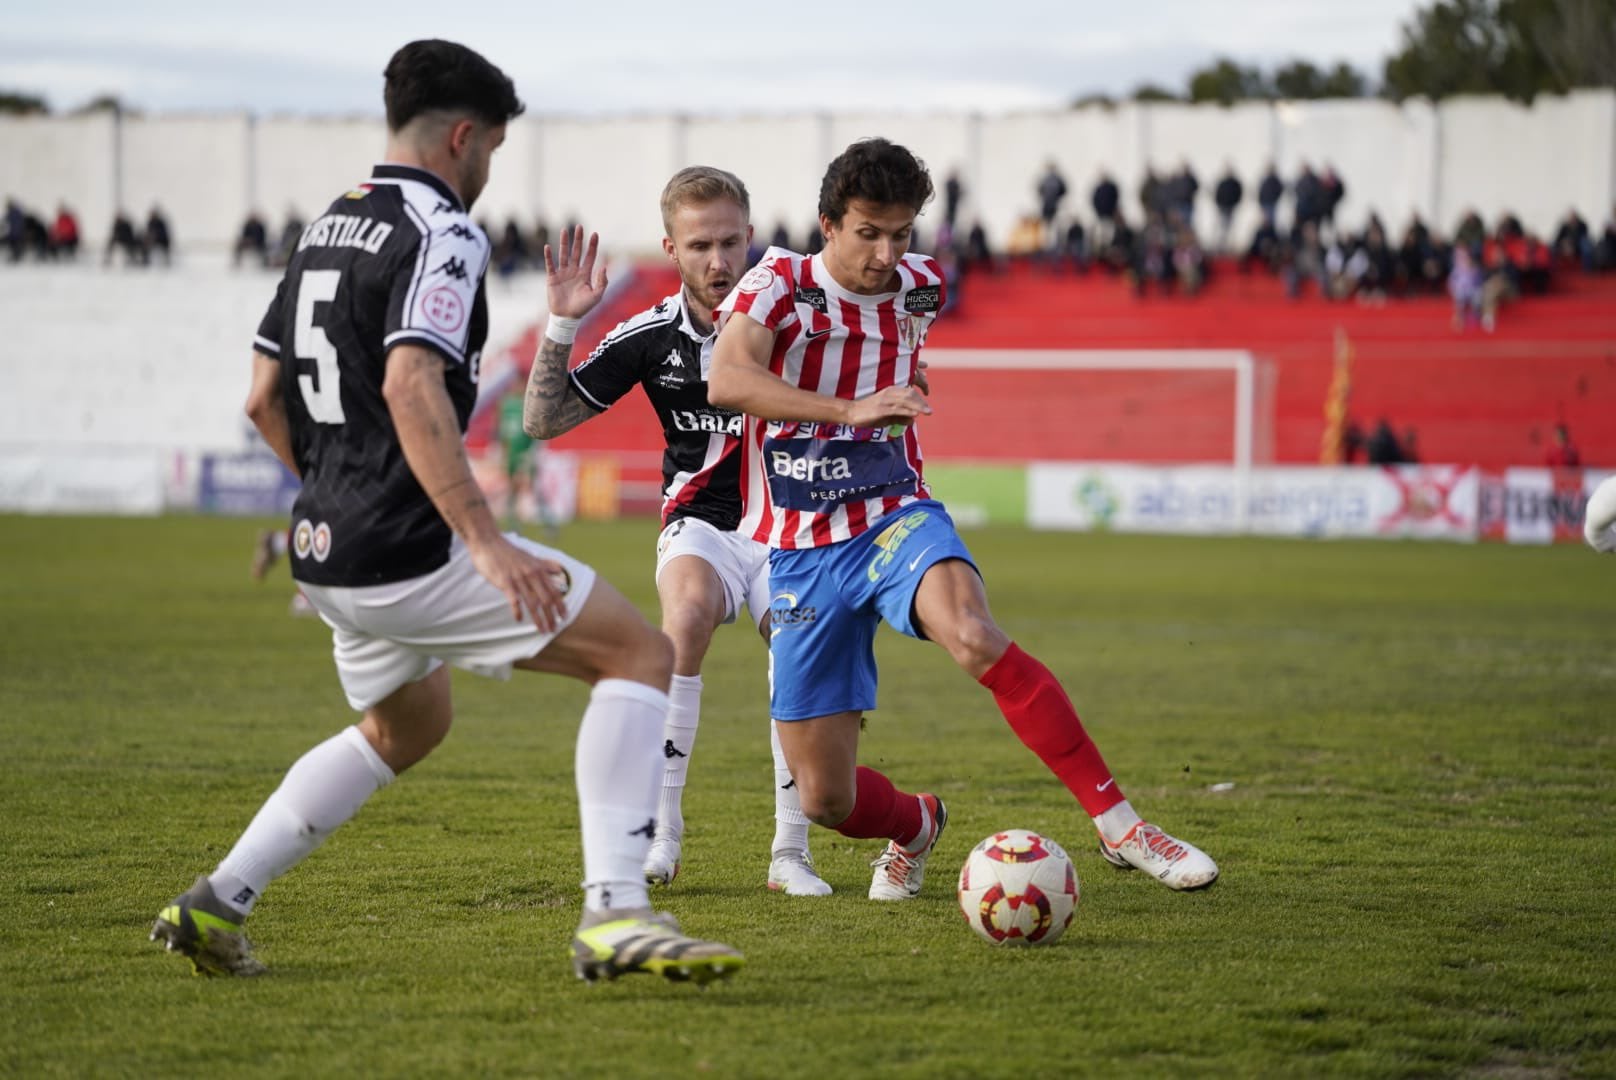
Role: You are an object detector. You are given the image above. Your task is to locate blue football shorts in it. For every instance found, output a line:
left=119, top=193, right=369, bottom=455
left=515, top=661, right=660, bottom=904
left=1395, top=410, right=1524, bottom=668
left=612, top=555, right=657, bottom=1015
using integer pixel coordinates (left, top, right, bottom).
left=766, top=500, right=978, bottom=721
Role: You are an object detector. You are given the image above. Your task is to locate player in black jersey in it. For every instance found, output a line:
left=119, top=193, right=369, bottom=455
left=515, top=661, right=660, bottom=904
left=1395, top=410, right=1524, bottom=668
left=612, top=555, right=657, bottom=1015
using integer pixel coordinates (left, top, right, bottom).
left=150, top=40, right=741, bottom=986
left=523, top=168, right=830, bottom=896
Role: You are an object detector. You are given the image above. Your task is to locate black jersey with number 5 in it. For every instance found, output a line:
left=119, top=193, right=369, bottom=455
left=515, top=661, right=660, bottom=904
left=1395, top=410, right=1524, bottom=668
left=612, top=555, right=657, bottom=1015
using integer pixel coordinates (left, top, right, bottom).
left=253, top=164, right=491, bottom=587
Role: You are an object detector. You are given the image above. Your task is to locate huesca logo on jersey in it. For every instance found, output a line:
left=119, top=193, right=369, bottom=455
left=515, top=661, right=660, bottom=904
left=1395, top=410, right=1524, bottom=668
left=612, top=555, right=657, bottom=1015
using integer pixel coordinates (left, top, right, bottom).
left=769, top=591, right=816, bottom=629
left=905, top=285, right=941, bottom=312
left=794, top=286, right=827, bottom=313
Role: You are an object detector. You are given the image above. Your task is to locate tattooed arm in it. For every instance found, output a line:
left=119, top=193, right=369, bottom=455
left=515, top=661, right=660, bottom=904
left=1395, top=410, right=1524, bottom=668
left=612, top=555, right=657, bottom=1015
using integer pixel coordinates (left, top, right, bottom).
left=384, top=344, right=570, bottom=630
left=522, top=336, right=597, bottom=439
left=525, top=224, right=611, bottom=440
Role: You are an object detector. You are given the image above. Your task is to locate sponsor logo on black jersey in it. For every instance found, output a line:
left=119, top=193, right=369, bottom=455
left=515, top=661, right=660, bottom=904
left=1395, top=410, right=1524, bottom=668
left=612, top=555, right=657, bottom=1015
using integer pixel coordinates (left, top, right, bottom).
left=434, top=256, right=469, bottom=281
left=905, top=285, right=941, bottom=312
left=671, top=409, right=742, bottom=436
left=794, top=286, right=827, bottom=313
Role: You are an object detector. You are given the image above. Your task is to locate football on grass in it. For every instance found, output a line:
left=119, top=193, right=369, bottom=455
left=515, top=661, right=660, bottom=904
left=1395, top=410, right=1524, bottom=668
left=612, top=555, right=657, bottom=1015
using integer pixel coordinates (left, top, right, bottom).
left=957, top=830, right=1079, bottom=946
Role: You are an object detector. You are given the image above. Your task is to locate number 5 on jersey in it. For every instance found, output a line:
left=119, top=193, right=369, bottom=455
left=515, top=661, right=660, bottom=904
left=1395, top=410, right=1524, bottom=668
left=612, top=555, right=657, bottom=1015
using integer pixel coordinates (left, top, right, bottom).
left=296, top=269, right=345, bottom=424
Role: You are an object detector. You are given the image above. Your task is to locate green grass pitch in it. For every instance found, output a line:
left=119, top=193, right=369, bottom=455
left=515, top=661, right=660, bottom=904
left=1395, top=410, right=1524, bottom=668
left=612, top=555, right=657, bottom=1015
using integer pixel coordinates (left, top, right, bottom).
left=2, top=514, right=1612, bottom=1077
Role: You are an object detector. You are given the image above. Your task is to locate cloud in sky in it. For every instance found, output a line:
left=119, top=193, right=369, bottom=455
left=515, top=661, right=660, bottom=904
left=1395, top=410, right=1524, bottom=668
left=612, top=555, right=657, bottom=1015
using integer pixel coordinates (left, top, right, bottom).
left=1, top=1, right=1427, bottom=115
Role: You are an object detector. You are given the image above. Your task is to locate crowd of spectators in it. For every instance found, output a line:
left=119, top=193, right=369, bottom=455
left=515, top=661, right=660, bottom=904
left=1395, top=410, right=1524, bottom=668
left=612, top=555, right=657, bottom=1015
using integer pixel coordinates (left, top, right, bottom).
left=2, top=198, right=174, bottom=266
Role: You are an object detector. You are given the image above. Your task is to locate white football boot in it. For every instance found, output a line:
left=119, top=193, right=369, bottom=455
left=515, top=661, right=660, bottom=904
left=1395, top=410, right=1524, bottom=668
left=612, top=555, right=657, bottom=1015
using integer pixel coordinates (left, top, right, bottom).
left=767, top=851, right=833, bottom=896
left=1099, top=821, right=1219, bottom=890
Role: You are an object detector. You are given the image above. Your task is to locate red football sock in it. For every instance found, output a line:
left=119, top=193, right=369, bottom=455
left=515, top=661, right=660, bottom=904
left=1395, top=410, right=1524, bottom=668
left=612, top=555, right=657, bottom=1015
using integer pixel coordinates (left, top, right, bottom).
left=833, top=766, right=925, bottom=847
left=979, top=642, right=1126, bottom=817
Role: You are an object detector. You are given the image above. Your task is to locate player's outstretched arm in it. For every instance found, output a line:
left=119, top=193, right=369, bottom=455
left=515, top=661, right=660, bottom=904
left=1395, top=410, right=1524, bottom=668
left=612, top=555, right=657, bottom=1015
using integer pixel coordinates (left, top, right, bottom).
left=709, top=314, right=932, bottom=429
left=524, top=225, right=609, bottom=440
left=244, top=351, right=300, bottom=478
left=384, top=344, right=570, bottom=631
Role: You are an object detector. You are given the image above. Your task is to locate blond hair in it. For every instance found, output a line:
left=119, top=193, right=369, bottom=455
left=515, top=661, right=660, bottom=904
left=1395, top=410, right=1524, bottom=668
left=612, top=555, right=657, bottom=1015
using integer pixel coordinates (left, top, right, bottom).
left=660, top=166, right=750, bottom=235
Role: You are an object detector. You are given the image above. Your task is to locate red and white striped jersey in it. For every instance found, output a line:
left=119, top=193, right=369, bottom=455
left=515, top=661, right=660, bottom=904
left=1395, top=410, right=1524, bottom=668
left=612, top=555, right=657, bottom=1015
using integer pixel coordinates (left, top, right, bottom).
left=714, top=246, right=946, bottom=549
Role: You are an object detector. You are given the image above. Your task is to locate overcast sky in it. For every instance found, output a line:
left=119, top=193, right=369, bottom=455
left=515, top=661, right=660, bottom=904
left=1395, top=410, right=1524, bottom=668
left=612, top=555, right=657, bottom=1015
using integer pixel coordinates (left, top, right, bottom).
left=3, top=1, right=1429, bottom=117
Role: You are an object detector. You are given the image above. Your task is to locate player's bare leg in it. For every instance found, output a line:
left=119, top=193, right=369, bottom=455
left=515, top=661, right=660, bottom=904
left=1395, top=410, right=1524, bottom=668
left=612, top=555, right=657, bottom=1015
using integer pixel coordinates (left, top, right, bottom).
left=774, top=712, right=943, bottom=900
left=913, top=558, right=1217, bottom=891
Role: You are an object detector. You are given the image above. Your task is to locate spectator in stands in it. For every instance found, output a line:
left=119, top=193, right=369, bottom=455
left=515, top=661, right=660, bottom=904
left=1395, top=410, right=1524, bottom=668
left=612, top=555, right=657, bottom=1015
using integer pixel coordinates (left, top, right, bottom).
left=1319, top=164, right=1345, bottom=239
left=1167, top=161, right=1199, bottom=229
left=1257, top=163, right=1284, bottom=229
left=1401, top=428, right=1420, bottom=464
left=1139, top=167, right=1165, bottom=221
left=492, top=218, right=530, bottom=278
left=1213, top=165, right=1242, bottom=254
left=1244, top=216, right=1282, bottom=274
left=1035, top=161, right=1068, bottom=248
left=943, top=170, right=964, bottom=231
left=1130, top=213, right=1174, bottom=296
left=145, top=205, right=172, bottom=265
left=1102, top=214, right=1135, bottom=276
left=1091, top=170, right=1119, bottom=248
left=530, top=216, right=551, bottom=268
left=1292, top=163, right=1323, bottom=236
left=1544, top=423, right=1581, bottom=468
left=271, top=207, right=305, bottom=269
left=1448, top=244, right=1489, bottom=331
left=3, top=198, right=23, bottom=261
left=1171, top=225, right=1205, bottom=295
left=803, top=219, right=824, bottom=255
left=1285, top=221, right=1327, bottom=299
left=1062, top=219, right=1088, bottom=273
left=1356, top=218, right=1395, bottom=304
left=1598, top=205, right=1616, bottom=271
left=1454, top=210, right=1485, bottom=255
left=1396, top=215, right=1446, bottom=295
left=105, top=209, right=147, bottom=266
left=1553, top=209, right=1592, bottom=270
left=50, top=203, right=80, bottom=259
left=963, top=218, right=993, bottom=272
left=769, top=222, right=791, bottom=250
left=1366, top=419, right=1406, bottom=465
left=235, top=211, right=269, bottom=267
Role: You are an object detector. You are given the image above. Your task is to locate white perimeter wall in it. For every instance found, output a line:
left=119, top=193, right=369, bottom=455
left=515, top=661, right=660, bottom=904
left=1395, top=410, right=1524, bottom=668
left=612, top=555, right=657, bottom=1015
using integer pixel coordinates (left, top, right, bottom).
left=1, top=91, right=1611, bottom=252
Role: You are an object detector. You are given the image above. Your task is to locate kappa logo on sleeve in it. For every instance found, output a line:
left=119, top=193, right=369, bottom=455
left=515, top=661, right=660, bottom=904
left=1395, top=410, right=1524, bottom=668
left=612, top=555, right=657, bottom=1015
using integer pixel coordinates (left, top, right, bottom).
left=905, top=285, right=941, bottom=313
left=737, top=265, right=776, bottom=293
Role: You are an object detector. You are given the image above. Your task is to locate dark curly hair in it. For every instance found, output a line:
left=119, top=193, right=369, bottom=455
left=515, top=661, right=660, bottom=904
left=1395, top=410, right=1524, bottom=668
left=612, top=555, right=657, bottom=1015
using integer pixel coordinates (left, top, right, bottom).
left=383, top=40, right=525, bottom=132
left=818, top=138, right=934, bottom=225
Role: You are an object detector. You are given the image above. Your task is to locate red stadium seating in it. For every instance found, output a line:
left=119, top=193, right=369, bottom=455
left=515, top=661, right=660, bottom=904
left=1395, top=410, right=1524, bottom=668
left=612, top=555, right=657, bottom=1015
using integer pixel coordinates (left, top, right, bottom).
left=535, top=260, right=1616, bottom=470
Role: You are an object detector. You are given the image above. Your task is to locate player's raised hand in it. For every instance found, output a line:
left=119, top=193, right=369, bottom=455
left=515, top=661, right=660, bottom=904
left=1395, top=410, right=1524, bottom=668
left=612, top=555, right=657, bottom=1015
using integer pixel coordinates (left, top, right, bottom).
left=468, top=537, right=573, bottom=633
left=544, top=225, right=609, bottom=320
left=846, top=384, right=932, bottom=430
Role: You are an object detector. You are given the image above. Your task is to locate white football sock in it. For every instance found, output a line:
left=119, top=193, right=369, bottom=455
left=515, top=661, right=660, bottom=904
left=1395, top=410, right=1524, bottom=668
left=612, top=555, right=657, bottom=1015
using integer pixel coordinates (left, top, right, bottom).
left=1094, top=799, right=1143, bottom=846
left=654, top=673, right=701, bottom=841
left=576, top=678, right=666, bottom=914
left=210, top=725, right=394, bottom=916
left=769, top=720, right=811, bottom=857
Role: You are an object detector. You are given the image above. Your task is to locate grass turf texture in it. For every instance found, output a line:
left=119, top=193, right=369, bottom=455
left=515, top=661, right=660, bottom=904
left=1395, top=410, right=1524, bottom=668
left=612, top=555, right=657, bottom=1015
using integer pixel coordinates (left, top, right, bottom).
left=1, top=515, right=1612, bottom=1078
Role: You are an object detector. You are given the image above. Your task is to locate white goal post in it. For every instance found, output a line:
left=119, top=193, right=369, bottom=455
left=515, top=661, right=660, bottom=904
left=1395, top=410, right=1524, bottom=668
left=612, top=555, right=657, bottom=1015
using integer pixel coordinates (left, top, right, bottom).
left=922, top=349, right=1274, bottom=528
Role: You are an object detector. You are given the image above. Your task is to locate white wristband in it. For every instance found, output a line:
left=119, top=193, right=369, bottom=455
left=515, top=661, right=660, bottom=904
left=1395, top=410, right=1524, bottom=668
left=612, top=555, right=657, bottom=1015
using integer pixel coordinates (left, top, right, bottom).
left=545, top=314, right=581, bottom=345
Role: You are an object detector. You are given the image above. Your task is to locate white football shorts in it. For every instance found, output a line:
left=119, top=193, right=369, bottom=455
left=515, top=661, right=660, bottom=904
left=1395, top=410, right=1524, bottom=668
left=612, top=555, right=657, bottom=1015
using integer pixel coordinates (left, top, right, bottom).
left=298, top=533, right=597, bottom=711
left=654, top=516, right=770, bottom=628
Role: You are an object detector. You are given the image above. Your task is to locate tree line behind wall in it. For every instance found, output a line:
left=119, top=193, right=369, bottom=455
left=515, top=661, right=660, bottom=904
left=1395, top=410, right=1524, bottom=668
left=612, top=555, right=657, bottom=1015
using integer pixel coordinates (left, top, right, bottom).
left=1084, top=0, right=1616, bottom=107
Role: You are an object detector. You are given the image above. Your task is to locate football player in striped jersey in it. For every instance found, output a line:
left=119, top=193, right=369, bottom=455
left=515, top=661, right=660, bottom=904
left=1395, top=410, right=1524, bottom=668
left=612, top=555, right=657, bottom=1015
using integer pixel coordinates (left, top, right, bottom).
left=710, top=138, right=1218, bottom=898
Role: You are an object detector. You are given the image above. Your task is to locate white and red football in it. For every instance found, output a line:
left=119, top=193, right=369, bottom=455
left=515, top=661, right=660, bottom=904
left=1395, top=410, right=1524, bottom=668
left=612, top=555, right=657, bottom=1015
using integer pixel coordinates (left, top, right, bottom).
left=957, top=829, right=1079, bottom=947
